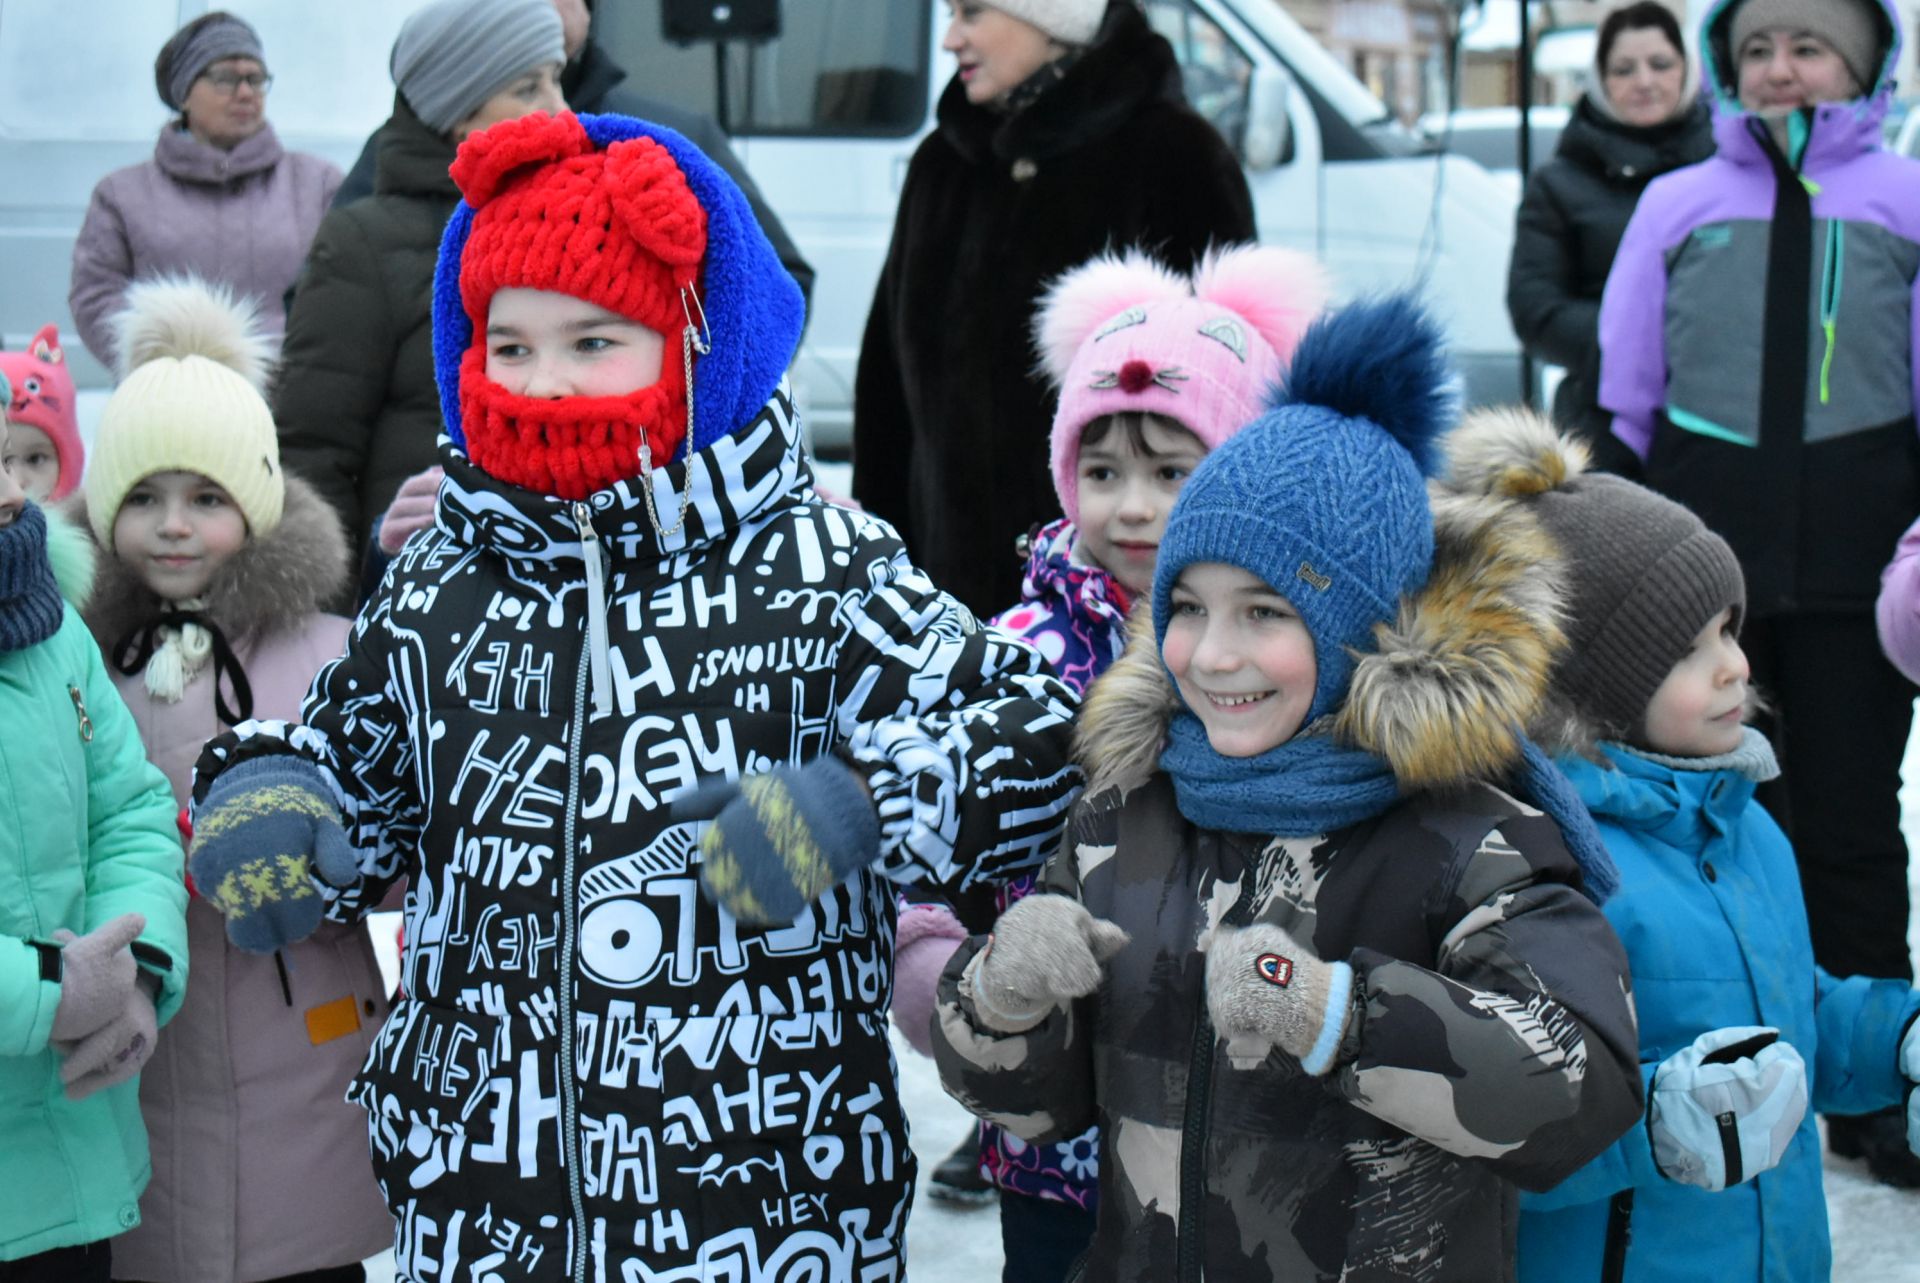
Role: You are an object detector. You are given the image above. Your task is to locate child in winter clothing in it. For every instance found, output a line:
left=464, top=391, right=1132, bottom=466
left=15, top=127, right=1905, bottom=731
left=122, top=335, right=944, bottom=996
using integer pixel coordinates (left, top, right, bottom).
left=0, top=324, right=83, bottom=503
left=0, top=388, right=188, bottom=1279
left=184, top=111, right=1080, bottom=1282
left=890, top=243, right=1327, bottom=1268
left=1436, top=409, right=1920, bottom=1283
left=931, top=297, right=1645, bottom=1281
left=67, top=277, right=391, bottom=1283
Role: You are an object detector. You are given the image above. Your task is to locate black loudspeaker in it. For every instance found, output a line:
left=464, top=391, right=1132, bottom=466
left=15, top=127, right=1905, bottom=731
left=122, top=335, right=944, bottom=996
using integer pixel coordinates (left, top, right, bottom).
left=661, top=0, right=781, bottom=42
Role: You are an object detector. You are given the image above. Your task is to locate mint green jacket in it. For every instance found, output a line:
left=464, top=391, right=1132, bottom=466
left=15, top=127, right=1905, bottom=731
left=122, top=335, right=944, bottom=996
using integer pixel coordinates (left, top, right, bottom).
left=0, top=517, right=187, bottom=1260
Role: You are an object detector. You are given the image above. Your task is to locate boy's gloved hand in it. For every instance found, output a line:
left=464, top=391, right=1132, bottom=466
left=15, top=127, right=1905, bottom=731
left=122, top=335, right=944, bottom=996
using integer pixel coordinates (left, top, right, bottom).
left=1900, top=1017, right=1920, bottom=1156
left=48, top=913, right=145, bottom=1043
left=189, top=757, right=359, bottom=954
left=1649, top=1026, right=1807, bottom=1190
left=1203, top=922, right=1355, bottom=1075
left=57, top=972, right=160, bottom=1100
left=965, top=894, right=1129, bottom=1033
left=671, top=757, right=881, bottom=926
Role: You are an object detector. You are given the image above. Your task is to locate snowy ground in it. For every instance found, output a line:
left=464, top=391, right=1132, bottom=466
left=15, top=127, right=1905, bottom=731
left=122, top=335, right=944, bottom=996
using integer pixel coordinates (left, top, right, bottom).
left=366, top=692, right=1920, bottom=1283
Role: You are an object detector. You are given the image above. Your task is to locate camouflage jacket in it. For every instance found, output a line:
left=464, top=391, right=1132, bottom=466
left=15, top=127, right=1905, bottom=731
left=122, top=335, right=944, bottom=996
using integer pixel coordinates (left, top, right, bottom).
left=933, top=476, right=1644, bottom=1282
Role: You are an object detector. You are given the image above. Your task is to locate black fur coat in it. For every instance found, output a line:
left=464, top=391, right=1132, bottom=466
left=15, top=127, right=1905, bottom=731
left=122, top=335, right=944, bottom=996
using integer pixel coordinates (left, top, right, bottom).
left=852, top=2, right=1255, bottom=615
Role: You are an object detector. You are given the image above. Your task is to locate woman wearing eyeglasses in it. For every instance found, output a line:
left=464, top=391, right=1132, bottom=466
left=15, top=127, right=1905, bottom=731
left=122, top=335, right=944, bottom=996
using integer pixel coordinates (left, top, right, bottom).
left=67, top=11, right=342, bottom=371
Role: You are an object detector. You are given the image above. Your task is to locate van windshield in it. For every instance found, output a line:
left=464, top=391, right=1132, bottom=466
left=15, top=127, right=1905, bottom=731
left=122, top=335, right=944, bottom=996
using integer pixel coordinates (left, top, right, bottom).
left=595, top=1, right=932, bottom=138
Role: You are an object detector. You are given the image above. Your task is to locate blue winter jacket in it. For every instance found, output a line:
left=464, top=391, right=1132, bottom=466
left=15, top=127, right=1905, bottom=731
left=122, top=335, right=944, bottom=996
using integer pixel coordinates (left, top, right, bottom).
left=1516, top=742, right=1920, bottom=1282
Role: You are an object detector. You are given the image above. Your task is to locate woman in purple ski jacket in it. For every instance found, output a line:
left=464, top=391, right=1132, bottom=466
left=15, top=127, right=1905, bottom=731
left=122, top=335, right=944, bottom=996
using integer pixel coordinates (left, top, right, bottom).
left=1598, top=0, right=1920, bottom=1183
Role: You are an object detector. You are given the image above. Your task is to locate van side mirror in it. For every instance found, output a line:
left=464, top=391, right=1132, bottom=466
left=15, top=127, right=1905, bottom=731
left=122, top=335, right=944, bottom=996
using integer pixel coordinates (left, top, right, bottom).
left=1241, top=64, right=1294, bottom=170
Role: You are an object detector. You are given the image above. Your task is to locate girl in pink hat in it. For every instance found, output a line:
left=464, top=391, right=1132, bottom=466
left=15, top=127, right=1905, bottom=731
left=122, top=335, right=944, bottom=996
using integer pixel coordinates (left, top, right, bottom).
left=892, top=240, right=1328, bottom=1279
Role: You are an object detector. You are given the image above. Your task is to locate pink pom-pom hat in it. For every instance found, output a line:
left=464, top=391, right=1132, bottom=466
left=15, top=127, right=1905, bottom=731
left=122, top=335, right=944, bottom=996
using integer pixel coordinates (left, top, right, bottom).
left=1037, top=243, right=1331, bottom=525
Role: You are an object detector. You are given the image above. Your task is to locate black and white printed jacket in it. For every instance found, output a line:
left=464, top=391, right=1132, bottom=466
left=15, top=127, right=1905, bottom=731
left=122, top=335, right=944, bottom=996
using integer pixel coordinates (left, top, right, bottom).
left=195, top=386, right=1081, bottom=1282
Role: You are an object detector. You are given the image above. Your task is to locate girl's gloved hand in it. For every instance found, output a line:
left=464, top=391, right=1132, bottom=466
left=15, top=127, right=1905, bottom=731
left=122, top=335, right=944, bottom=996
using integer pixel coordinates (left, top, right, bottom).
left=965, top=894, right=1128, bottom=1033
left=189, top=757, right=359, bottom=953
left=1648, top=1026, right=1807, bottom=1190
left=377, top=466, right=444, bottom=554
left=48, top=913, right=146, bottom=1043
left=57, top=972, right=161, bottom=1100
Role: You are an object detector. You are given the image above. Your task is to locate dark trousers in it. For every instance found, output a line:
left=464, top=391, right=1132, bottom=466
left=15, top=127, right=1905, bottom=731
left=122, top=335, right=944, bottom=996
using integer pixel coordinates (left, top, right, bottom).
left=1745, top=611, right=1916, bottom=981
left=3, top=1242, right=111, bottom=1283
left=1000, top=1192, right=1098, bottom=1283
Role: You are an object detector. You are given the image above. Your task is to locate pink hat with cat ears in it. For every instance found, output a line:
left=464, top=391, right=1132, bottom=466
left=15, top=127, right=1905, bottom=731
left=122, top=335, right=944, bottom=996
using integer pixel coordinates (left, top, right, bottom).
left=1038, top=243, right=1331, bottom=526
left=0, top=325, right=83, bottom=501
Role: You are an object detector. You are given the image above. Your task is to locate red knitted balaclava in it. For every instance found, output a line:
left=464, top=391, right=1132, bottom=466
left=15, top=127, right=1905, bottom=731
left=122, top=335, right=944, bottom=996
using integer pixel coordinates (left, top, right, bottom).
left=450, top=112, right=708, bottom=498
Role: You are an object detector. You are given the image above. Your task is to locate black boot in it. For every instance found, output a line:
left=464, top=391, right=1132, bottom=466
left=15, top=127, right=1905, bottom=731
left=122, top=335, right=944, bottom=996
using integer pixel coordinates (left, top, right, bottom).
left=1828, top=1106, right=1920, bottom=1189
left=927, top=1130, right=996, bottom=1205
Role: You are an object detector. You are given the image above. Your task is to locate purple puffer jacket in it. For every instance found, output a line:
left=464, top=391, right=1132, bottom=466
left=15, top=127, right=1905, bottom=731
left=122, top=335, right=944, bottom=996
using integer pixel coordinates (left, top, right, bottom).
left=68, top=123, right=340, bottom=369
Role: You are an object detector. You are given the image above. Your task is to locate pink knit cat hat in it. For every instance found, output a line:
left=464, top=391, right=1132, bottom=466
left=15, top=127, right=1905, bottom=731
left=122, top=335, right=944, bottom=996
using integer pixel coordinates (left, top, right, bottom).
left=1037, top=243, right=1332, bottom=526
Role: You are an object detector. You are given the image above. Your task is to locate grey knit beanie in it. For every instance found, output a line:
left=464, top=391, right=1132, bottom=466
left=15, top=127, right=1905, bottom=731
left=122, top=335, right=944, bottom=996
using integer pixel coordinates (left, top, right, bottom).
left=1535, top=471, right=1746, bottom=740
left=155, top=12, right=265, bottom=110
left=985, top=0, right=1108, bottom=45
left=1729, top=0, right=1884, bottom=93
left=390, top=0, right=566, bottom=134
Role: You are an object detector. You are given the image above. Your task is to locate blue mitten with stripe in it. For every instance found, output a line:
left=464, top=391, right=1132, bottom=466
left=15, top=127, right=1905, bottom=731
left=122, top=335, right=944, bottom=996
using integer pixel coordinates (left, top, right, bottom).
left=670, top=757, right=881, bottom=926
left=188, top=756, right=360, bottom=954
left=1648, top=1026, right=1807, bottom=1190
left=1203, top=922, right=1355, bottom=1076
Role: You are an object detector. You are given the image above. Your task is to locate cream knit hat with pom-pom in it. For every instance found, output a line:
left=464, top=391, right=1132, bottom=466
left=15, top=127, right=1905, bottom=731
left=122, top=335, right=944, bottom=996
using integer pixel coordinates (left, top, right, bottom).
left=85, top=276, right=283, bottom=545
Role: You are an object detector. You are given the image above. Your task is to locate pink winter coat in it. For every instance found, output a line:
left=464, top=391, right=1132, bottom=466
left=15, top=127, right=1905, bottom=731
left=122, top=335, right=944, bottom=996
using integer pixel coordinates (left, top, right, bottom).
left=74, top=478, right=391, bottom=1282
left=1877, top=515, right=1920, bottom=683
left=68, top=123, right=340, bottom=370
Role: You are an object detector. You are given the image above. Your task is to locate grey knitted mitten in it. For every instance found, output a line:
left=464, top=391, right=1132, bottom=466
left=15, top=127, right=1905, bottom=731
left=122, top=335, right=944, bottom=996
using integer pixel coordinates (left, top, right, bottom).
left=1204, top=922, right=1355, bottom=1075
left=58, top=972, right=161, bottom=1101
left=966, top=893, right=1130, bottom=1033
left=49, top=913, right=145, bottom=1042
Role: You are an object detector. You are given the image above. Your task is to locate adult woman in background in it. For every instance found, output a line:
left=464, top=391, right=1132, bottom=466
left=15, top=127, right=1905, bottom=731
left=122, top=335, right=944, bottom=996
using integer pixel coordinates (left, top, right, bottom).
left=69, top=11, right=340, bottom=368
left=272, top=0, right=564, bottom=565
left=1599, top=0, right=1920, bottom=1187
left=1506, top=0, right=1712, bottom=472
left=853, top=0, right=1254, bottom=618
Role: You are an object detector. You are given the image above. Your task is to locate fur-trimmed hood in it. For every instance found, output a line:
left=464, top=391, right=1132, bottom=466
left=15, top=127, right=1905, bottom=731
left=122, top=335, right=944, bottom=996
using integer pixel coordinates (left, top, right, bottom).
left=1076, top=473, right=1568, bottom=796
left=68, top=473, right=349, bottom=656
left=45, top=506, right=96, bottom=609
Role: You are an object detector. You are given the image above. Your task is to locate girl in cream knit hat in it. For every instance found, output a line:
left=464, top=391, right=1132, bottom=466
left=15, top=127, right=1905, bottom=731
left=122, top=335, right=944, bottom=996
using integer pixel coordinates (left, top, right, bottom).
left=69, top=276, right=392, bottom=1283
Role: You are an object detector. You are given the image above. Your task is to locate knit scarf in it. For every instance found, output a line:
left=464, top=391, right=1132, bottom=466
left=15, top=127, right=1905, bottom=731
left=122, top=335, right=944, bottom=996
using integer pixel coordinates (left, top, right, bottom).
left=0, top=504, right=64, bottom=652
left=1162, top=708, right=1622, bottom=902
left=458, top=347, right=687, bottom=500
left=1161, top=711, right=1401, bottom=836
left=1622, top=726, right=1780, bottom=784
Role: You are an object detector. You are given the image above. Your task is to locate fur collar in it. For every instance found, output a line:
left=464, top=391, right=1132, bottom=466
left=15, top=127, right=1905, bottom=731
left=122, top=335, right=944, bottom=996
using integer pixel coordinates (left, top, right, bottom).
left=69, top=473, right=349, bottom=656
left=1076, top=481, right=1567, bottom=796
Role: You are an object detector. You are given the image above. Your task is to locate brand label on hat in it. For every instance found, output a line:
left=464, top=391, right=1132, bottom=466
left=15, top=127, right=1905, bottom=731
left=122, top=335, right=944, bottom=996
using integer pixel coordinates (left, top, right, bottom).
left=1297, top=562, right=1332, bottom=592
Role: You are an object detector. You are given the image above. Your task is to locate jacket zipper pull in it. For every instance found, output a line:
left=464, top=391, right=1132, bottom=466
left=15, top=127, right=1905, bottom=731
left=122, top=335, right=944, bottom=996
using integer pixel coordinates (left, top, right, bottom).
left=68, top=685, right=94, bottom=743
left=571, top=502, right=615, bottom=721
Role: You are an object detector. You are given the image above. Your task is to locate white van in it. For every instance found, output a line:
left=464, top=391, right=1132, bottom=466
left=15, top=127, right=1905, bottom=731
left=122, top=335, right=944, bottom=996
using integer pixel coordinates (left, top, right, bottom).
left=0, top=0, right=1523, bottom=451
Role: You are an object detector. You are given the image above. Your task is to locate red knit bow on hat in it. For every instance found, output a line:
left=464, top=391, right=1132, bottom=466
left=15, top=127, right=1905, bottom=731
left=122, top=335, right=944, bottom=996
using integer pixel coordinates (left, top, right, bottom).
left=450, top=112, right=710, bottom=498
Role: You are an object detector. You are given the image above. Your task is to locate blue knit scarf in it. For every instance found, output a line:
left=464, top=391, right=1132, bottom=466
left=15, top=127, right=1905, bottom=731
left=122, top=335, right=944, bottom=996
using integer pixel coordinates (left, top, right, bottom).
left=0, top=504, right=63, bottom=653
left=1161, top=709, right=1621, bottom=903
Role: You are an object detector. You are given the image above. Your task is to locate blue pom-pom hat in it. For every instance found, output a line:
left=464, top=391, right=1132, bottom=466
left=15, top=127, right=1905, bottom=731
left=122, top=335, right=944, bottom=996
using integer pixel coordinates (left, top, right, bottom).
left=1151, top=294, right=1455, bottom=723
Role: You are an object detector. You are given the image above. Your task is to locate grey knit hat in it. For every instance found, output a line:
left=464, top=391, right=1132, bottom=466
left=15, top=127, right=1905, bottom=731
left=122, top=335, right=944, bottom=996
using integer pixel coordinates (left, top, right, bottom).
left=390, top=0, right=566, bottom=134
left=155, top=12, right=265, bottom=110
left=985, top=0, right=1108, bottom=45
left=1440, top=409, right=1746, bottom=744
left=1729, top=0, right=1884, bottom=93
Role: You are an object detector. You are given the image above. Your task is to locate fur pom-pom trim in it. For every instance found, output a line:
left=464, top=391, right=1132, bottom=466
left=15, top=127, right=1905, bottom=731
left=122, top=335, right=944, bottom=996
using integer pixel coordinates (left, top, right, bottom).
left=1336, top=489, right=1567, bottom=787
left=112, top=276, right=274, bottom=392
left=1075, top=606, right=1179, bottom=795
left=1191, top=244, right=1331, bottom=372
left=1442, top=406, right=1589, bottom=498
left=1274, top=293, right=1453, bottom=477
left=1034, top=250, right=1189, bottom=387
left=43, top=506, right=96, bottom=610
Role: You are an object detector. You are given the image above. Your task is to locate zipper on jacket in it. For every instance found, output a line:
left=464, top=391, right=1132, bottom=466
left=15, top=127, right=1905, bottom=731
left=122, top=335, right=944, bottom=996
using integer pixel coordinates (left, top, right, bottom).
left=1177, top=866, right=1260, bottom=1282
left=1715, top=1110, right=1744, bottom=1187
left=68, top=685, right=93, bottom=742
left=1601, top=1189, right=1634, bottom=1283
left=1817, top=219, right=1844, bottom=405
left=560, top=653, right=591, bottom=1283
left=571, top=501, right=614, bottom=721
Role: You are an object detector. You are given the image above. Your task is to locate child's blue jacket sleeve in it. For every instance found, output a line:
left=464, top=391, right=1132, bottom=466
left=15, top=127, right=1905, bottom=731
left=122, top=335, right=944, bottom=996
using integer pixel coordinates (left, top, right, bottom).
left=1810, top=967, right=1920, bottom=1116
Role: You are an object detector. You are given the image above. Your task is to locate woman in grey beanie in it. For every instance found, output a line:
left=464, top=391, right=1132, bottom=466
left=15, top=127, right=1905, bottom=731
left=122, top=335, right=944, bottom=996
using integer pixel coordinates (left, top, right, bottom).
left=68, top=11, right=341, bottom=369
left=273, top=0, right=565, bottom=577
